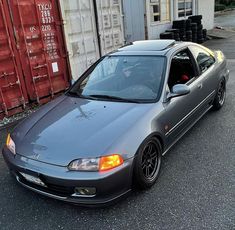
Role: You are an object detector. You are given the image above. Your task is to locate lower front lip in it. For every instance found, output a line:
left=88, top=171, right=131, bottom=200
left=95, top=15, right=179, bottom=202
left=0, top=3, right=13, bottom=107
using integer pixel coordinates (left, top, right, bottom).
left=2, top=147, right=134, bottom=206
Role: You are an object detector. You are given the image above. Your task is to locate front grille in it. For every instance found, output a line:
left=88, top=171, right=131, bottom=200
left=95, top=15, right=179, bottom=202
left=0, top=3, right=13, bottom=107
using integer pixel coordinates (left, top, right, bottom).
left=45, top=183, right=74, bottom=196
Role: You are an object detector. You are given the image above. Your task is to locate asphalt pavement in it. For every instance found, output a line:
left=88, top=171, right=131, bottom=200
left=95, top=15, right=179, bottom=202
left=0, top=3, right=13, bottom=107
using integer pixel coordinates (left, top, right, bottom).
left=215, top=10, right=235, bottom=29
left=0, top=18, right=235, bottom=230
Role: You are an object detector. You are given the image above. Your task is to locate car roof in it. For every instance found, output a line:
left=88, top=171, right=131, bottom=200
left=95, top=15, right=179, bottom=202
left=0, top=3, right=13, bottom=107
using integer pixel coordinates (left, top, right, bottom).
left=108, top=40, right=203, bottom=57
left=108, top=40, right=185, bottom=56
left=118, top=40, right=176, bottom=52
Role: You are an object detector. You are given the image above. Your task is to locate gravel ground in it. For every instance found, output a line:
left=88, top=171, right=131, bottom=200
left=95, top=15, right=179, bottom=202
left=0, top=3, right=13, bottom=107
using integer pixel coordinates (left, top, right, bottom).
left=0, top=106, right=39, bottom=129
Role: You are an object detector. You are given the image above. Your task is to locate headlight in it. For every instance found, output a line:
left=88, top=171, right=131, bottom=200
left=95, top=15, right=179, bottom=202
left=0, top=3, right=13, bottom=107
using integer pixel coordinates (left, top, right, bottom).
left=68, top=158, right=99, bottom=171
left=6, top=134, right=16, bottom=155
left=68, top=154, right=124, bottom=172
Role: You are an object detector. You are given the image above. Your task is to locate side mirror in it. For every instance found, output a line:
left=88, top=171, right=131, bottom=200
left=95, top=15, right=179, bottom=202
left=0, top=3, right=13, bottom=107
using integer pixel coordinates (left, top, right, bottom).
left=167, top=84, right=190, bottom=100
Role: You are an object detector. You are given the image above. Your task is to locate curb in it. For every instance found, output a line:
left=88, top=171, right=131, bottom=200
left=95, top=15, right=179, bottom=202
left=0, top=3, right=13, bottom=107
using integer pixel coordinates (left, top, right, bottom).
left=215, top=8, right=235, bottom=16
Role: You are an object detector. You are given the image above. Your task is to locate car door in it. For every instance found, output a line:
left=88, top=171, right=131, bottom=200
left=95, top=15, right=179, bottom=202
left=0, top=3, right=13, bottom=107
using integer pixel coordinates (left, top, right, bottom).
left=159, top=48, right=208, bottom=148
left=189, top=45, right=217, bottom=110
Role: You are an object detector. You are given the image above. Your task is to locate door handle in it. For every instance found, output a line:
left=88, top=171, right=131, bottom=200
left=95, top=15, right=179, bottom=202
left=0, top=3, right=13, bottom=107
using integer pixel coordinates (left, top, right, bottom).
left=197, top=83, right=203, bottom=89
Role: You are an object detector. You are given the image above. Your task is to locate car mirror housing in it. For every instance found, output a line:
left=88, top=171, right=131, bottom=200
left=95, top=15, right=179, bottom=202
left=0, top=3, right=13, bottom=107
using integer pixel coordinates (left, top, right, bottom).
left=167, top=84, right=190, bottom=100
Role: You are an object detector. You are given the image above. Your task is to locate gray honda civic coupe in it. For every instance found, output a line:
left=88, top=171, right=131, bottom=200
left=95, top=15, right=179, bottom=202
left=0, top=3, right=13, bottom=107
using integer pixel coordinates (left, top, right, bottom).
left=2, top=40, right=229, bottom=206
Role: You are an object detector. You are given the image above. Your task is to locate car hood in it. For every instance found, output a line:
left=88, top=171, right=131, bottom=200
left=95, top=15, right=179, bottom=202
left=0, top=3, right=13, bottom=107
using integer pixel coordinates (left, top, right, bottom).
left=13, top=95, right=152, bottom=166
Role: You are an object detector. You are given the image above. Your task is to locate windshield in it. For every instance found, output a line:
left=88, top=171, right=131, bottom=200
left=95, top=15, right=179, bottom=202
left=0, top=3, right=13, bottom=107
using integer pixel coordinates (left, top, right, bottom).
left=69, top=55, right=165, bottom=102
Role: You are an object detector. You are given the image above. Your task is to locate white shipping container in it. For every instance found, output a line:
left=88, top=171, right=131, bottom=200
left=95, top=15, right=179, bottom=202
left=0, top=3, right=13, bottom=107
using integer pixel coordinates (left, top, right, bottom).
left=59, top=0, right=124, bottom=80
left=59, top=0, right=100, bottom=79
left=96, top=0, right=124, bottom=55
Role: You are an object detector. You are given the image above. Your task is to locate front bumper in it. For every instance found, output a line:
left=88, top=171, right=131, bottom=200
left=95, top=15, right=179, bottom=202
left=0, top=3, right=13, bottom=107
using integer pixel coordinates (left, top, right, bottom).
left=2, top=147, right=134, bottom=206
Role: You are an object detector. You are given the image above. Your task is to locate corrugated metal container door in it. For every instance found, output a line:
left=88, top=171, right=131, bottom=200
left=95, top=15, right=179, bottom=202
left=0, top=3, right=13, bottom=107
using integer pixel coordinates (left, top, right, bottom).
left=8, top=0, right=70, bottom=103
left=96, top=0, right=124, bottom=55
left=122, top=0, right=146, bottom=43
left=59, top=0, right=124, bottom=80
left=0, top=0, right=27, bottom=117
left=60, top=0, right=100, bottom=80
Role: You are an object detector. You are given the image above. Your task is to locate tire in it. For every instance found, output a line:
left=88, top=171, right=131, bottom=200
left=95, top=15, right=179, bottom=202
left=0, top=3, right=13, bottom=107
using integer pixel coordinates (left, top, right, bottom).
left=203, top=29, right=207, bottom=37
left=186, top=19, right=192, bottom=27
left=197, top=37, right=203, bottom=41
left=188, top=15, right=202, bottom=22
left=213, top=79, right=226, bottom=110
left=160, top=32, right=174, bottom=39
left=166, top=29, right=179, bottom=33
left=174, top=35, right=180, bottom=41
left=191, top=23, right=197, bottom=28
left=197, top=39, right=204, bottom=44
left=173, top=20, right=186, bottom=28
left=133, top=137, right=162, bottom=190
left=197, top=29, right=203, bottom=34
left=197, top=33, right=203, bottom=39
left=197, top=24, right=203, bottom=30
left=186, top=30, right=192, bottom=35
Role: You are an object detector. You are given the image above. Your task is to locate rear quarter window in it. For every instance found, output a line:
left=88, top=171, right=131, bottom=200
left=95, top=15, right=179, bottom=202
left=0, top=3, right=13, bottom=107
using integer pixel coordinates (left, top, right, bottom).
left=189, top=46, right=215, bottom=73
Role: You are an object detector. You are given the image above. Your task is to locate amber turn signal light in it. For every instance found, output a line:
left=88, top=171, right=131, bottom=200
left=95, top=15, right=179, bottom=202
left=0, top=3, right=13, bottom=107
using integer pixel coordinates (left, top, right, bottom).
left=6, top=133, right=16, bottom=155
left=99, top=154, right=124, bottom=172
left=6, top=134, right=11, bottom=146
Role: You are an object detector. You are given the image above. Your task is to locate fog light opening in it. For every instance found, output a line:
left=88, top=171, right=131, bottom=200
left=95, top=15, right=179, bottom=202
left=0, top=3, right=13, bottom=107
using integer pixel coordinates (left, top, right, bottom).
left=73, top=187, right=96, bottom=197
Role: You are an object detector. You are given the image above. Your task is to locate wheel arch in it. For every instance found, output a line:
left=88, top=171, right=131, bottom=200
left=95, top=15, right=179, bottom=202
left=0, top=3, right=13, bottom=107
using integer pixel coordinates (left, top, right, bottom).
left=131, top=132, right=163, bottom=189
left=134, top=132, right=165, bottom=158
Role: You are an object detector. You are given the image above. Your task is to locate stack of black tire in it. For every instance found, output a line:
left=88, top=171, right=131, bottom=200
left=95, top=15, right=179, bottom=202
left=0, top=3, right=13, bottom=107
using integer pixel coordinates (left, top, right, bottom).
left=188, top=15, right=207, bottom=43
left=202, top=29, right=207, bottom=42
left=191, top=22, right=198, bottom=43
left=172, top=20, right=187, bottom=41
left=185, top=19, right=192, bottom=42
left=159, top=31, right=175, bottom=40
left=159, top=15, right=207, bottom=44
left=165, top=29, right=180, bottom=41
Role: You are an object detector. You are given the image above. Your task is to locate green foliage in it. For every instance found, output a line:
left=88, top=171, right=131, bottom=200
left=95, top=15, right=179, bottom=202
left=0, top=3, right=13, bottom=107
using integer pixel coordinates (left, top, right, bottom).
left=215, top=4, right=226, bottom=11
left=220, top=0, right=231, bottom=6
left=229, top=1, right=235, bottom=6
left=216, top=0, right=235, bottom=5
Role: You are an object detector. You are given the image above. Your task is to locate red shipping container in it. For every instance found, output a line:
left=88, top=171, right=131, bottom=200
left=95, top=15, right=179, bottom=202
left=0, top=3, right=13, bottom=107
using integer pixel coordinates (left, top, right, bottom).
left=0, top=0, right=28, bottom=118
left=0, top=0, right=71, bottom=119
left=8, top=0, right=71, bottom=102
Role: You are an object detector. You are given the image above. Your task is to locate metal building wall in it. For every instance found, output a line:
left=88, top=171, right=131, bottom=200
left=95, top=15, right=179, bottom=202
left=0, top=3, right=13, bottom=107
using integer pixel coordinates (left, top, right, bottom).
left=197, top=0, right=215, bottom=30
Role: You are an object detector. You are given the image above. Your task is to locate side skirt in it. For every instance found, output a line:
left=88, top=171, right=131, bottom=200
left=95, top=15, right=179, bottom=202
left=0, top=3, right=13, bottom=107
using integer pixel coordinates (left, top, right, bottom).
left=162, top=105, right=213, bottom=156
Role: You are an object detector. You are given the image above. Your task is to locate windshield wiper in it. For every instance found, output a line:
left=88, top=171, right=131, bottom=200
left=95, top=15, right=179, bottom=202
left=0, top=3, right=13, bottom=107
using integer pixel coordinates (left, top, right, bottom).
left=87, top=94, right=140, bottom=103
left=67, top=91, right=94, bottom=100
left=66, top=91, right=79, bottom=97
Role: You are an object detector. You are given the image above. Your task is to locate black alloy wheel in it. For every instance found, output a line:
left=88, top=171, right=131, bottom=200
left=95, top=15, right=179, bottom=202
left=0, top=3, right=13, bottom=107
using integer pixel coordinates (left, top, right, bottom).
left=134, top=137, right=162, bottom=189
left=213, top=79, right=226, bottom=110
left=218, top=80, right=226, bottom=106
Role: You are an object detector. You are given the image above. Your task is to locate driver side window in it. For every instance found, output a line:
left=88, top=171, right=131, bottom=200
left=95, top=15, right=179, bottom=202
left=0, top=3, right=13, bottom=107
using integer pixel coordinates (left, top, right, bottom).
left=168, top=49, right=196, bottom=90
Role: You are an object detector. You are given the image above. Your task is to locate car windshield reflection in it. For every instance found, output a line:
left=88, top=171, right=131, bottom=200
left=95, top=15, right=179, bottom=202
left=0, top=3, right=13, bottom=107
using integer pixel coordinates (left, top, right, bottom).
left=69, top=55, right=165, bottom=102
